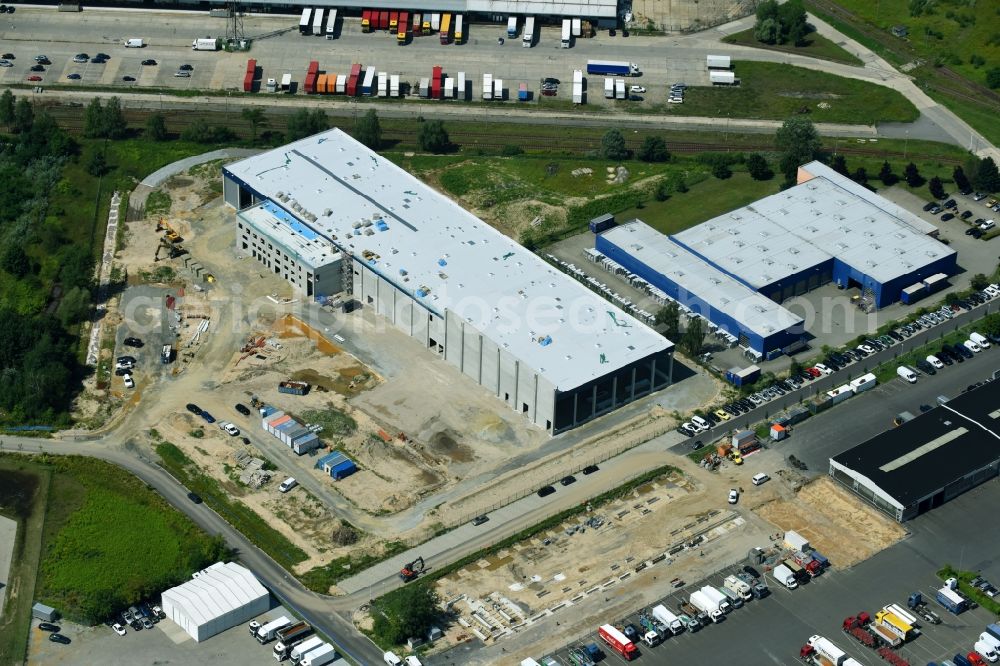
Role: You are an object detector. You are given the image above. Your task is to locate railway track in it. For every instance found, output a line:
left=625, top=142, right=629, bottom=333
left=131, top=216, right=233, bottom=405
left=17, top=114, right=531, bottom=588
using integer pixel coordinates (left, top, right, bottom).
left=39, top=105, right=962, bottom=163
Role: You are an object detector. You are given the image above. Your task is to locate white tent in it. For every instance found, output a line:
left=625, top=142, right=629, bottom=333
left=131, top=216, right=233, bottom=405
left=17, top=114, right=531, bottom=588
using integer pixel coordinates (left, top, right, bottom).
left=161, top=562, right=269, bottom=642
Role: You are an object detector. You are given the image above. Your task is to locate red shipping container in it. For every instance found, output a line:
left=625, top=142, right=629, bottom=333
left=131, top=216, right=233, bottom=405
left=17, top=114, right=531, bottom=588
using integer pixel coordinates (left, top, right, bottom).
left=243, top=71, right=254, bottom=92
left=346, top=63, right=362, bottom=96
left=246, top=58, right=256, bottom=75
left=379, top=11, right=388, bottom=29
left=361, top=9, right=372, bottom=32
left=389, top=11, right=398, bottom=29
left=431, top=65, right=442, bottom=99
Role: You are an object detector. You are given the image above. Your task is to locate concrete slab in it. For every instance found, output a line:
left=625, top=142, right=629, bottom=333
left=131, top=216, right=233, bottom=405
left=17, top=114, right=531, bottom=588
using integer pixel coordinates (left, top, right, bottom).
left=0, top=514, right=16, bottom=620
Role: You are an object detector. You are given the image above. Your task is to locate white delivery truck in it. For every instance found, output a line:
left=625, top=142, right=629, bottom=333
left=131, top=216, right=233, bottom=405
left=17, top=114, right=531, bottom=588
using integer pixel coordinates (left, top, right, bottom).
left=561, top=19, right=571, bottom=47
left=125, top=38, right=145, bottom=48
left=709, top=70, right=736, bottom=85
left=522, top=16, right=534, bottom=46
left=255, top=616, right=291, bottom=644
left=690, top=590, right=724, bottom=623
left=289, top=636, right=324, bottom=664
left=651, top=604, right=684, bottom=635
left=701, top=586, right=733, bottom=614
left=572, top=69, right=583, bottom=104
left=773, top=563, right=798, bottom=589
left=300, top=644, right=337, bottom=666
left=192, top=38, right=220, bottom=50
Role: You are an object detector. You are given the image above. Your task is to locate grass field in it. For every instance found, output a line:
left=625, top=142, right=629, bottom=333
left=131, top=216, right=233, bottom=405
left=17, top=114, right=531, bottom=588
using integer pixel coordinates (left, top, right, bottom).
left=0, top=458, right=51, bottom=664
left=671, top=61, right=919, bottom=124
left=34, top=456, right=229, bottom=623
left=723, top=28, right=865, bottom=65
left=155, top=441, right=308, bottom=571
left=804, top=0, right=1000, bottom=147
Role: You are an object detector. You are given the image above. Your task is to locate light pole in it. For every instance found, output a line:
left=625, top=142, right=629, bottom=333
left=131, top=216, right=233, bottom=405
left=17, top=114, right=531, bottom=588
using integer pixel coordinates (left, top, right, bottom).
left=903, top=130, right=909, bottom=161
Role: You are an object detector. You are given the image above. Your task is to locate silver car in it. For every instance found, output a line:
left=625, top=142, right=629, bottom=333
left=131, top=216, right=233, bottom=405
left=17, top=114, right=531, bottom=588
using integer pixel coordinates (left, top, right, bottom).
left=173, top=71, right=191, bottom=77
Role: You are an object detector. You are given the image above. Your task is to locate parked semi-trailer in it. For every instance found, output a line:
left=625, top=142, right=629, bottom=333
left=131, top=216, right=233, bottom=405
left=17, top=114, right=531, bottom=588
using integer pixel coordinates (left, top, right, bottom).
left=615, top=78, right=625, bottom=99
left=937, top=582, right=968, bottom=614
left=506, top=16, right=517, bottom=37
left=907, top=593, right=941, bottom=625
left=603, top=77, right=613, bottom=98
left=523, top=16, right=534, bottom=46
left=346, top=63, right=362, bottom=96
left=875, top=609, right=918, bottom=641
left=561, top=19, right=571, bottom=47
left=312, top=8, right=325, bottom=37
left=361, top=66, right=376, bottom=95
left=651, top=605, right=684, bottom=635
left=572, top=17, right=581, bottom=36
left=255, top=616, right=291, bottom=644
left=325, top=9, right=337, bottom=39
left=432, top=65, right=442, bottom=99
left=807, top=635, right=847, bottom=666
left=585, top=60, right=639, bottom=76
left=707, top=54, right=731, bottom=69
left=397, top=12, right=409, bottom=43
left=377, top=71, right=387, bottom=97
left=289, top=636, right=324, bottom=665
left=272, top=622, right=312, bottom=660
left=192, top=38, right=220, bottom=50
left=483, top=73, right=492, bottom=100
left=389, top=74, right=400, bottom=97
left=440, top=13, right=452, bottom=43
left=300, top=643, right=337, bottom=666
left=299, top=8, right=312, bottom=34
left=454, top=14, right=463, bottom=43
left=572, top=69, right=583, bottom=104
left=598, top=624, right=637, bottom=661
left=361, top=9, right=371, bottom=32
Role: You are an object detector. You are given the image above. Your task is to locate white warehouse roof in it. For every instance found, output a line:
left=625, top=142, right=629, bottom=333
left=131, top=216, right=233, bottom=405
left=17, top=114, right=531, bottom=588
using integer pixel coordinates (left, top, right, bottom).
left=224, top=129, right=670, bottom=391
left=161, top=562, right=269, bottom=642
left=600, top=220, right=804, bottom=338
left=673, top=160, right=954, bottom=288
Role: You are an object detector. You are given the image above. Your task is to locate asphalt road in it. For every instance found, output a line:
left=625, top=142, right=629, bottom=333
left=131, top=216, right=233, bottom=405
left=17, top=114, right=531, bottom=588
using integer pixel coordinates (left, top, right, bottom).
left=545, top=472, right=1000, bottom=666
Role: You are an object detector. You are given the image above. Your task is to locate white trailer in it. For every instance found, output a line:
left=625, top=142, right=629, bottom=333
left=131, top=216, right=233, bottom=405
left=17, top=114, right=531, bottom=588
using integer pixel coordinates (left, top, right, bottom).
left=709, top=70, right=736, bottom=85
left=289, top=637, right=324, bottom=665
left=807, top=635, right=847, bottom=666
left=192, top=38, right=220, bottom=50
left=377, top=71, right=387, bottom=97
left=506, top=16, right=517, bottom=37
left=389, top=74, right=400, bottom=97
left=690, top=591, right=724, bottom=623
left=265, top=78, right=277, bottom=93
left=561, top=19, right=571, bottom=47
left=457, top=71, right=466, bottom=100
left=298, top=8, right=312, bottom=34
left=572, top=69, right=583, bottom=104
left=256, top=616, right=291, bottom=644
left=301, top=644, right=337, bottom=666
left=572, top=17, right=581, bottom=36
left=431, top=13, right=440, bottom=30
left=603, top=77, right=613, bottom=98
left=523, top=16, right=534, bottom=46
left=419, top=77, right=430, bottom=98
left=707, top=54, right=731, bottom=69
left=335, top=73, right=347, bottom=94
left=325, top=9, right=337, bottom=39
left=444, top=76, right=454, bottom=98
left=493, top=78, right=503, bottom=100
left=312, top=8, right=325, bottom=36
left=651, top=604, right=684, bottom=635
left=280, top=73, right=292, bottom=92
left=454, top=14, right=463, bottom=43
left=884, top=604, right=919, bottom=627
left=483, top=73, right=492, bottom=100
left=615, top=78, right=625, bottom=99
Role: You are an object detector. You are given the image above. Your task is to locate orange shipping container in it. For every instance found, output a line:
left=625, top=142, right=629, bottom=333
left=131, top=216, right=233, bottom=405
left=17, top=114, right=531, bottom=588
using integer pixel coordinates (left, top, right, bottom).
left=317, top=74, right=327, bottom=93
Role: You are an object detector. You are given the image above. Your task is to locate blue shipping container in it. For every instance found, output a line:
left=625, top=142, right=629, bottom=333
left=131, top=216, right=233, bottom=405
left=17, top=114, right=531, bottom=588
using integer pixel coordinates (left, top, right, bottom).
left=329, top=459, right=357, bottom=480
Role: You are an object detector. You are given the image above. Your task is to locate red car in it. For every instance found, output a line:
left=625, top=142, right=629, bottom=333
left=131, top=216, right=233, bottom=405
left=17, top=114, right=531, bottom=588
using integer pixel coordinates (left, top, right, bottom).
left=26, top=75, right=42, bottom=81
left=805, top=367, right=821, bottom=378
left=968, top=652, right=987, bottom=666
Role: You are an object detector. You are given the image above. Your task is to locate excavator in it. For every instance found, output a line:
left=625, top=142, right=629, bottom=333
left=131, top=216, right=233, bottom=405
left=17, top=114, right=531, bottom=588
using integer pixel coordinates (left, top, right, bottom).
left=398, top=556, right=425, bottom=583
left=153, top=237, right=186, bottom=262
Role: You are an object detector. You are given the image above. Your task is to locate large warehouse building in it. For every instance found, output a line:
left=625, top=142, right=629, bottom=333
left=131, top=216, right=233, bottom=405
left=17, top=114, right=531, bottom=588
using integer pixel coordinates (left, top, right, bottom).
left=595, top=161, right=957, bottom=358
left=829, top=382, right=1000, bottom=522
left=223, top=129, right=673, bottom=434
left=161, top=562, right=270, bottom=642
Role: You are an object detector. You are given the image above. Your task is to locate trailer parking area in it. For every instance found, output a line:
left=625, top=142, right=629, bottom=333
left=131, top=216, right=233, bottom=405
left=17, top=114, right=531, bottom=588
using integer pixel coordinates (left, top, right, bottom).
left=535, top=476, right=1000, bottom=666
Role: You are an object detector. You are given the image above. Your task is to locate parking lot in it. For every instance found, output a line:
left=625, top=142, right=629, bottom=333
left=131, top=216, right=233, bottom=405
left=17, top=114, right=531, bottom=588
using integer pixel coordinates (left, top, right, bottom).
left=28, top=604, right=297, bottom=665
left=543, top=476, right=1000, bottom=665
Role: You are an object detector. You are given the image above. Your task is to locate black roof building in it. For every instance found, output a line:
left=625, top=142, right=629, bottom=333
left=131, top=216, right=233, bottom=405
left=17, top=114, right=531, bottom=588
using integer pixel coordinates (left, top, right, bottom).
left=829, top=381, right=1000, bottom=521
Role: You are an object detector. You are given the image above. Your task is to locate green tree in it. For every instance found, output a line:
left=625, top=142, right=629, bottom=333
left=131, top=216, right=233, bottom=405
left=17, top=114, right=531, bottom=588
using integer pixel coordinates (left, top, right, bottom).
left=952, top=165, right=971, bottom=192
left=57, top=286, right=91, bottom=327
left=789, top=358, right=803, bottom=377
left=637, top=136, right=669, bottom=162
left=654, top=180, right=670, bottom=201
left=928, top=176, right=945, bottom=200
left=417, top=119, right=451, bottom=153
left=754, top=17, right=781, bottom=44
left=103, top=97, right=128, bottom=139
left=712, top=162, right=732, bottom=179
left=146, top=113, right=168, bottom=141
left=974, top=157, right=1000, bottom=192
left=601, top=129, right=629, bottom=160
left=355, top=109, right=382, bottom=149
left=681, top=317, right=705, bottom=357
left=83, top=98, right=104, bottom=138
left=831, top=154, right=848, bottom=176
left=778, top=0, right=810, bottom=44
left=86, top=150, right=110, bottom=177
left=982, top=312, right=1000, bottom=338
left=970, top=274, right=990, bottom=291
left=986, top=68, right=1000, bottom=89
left=904, top=162, right=924, bottom=187
left=241, top=107, right=268, bottom=144
left=775, top=117, right=820, bottom=179
left=879, top=161, right=898, bottom=186
left=746, top=153, right=772, bottom=180
left=13, top=98, right=34, bottom=134
left=654, top=302, right=680, bottom=341
left=1, top=245, right=31, bottom=278
left=286, top=109, right=329, bottom=141
left=852, top=167, right=868, bottom=186
left=372, top=585, right=440, bottom=646
left=0, top=89, right=14, bottom=128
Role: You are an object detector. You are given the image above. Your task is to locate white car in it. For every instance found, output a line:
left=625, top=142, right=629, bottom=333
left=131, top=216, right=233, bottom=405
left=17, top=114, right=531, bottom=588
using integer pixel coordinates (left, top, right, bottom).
left=814, top=363, right=833, bottom=375
left=123, top=374, right=135, bottom=389
left=728, top=489, right=739, bottom=504
left=405, top=657, right=423, bottom=666
left=857, top=344, right=875, bottom=355
left=690, top=415, right=710, bottom=430
left=926, top=355, right=944, bottom=369
left=681, top=421, right=703, bottom=434
left=629, top=85, right=646, bottom=93
left=964, top=339, right=982, bottom=353
left=112, top=623, right=126, bottom=636
left=667, top=97, right=684, bottom=104
left=981, top=219, right=996, bottom=231
left=0, top=60, right=12, bottom=68
left=221, top=422, right=240, bottom=436
left=173, top=71, right=191, bottom=77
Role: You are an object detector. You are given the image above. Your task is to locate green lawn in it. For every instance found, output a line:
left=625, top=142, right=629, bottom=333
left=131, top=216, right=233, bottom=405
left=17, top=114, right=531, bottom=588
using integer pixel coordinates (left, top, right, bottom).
left=0, top=458, right=51, bottom=664
left=723, top=28, right=864, bottom=65
left=804, top=0, right=1000, bottom=147
left=616, top=171, right=781, bottom=235
left=672, top=61, right=919, bottom=124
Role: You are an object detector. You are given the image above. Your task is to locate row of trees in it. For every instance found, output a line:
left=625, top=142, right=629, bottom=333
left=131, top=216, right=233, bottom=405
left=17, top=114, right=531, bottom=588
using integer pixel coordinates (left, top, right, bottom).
left=753, top=0, right=812, bottom=46
left=654, top=302, right=706, bottom=356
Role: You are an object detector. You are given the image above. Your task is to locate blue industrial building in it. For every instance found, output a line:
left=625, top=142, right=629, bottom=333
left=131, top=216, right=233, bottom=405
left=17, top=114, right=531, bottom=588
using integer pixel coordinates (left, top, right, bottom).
left=595, top=161, right=957, bottom=357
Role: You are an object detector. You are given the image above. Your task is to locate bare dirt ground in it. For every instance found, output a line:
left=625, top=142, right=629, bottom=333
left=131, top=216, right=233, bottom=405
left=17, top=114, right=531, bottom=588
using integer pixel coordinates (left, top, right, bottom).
left=756, top=475, right=908, bottom=568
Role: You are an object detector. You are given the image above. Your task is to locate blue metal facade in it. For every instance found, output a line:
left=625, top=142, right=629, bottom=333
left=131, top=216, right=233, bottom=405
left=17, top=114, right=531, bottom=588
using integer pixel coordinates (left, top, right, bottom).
left=595, top=234, right=801, bottom=355
left=831, top=253, right=958, bottom=308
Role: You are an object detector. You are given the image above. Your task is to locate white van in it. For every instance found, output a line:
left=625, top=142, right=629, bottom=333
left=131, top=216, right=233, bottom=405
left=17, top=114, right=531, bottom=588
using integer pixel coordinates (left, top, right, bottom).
left=964, top=339, right=982, bottom=353
left=690, top=415, right=710, bottom=430
left=124, top=38, right=145, bottom=48
left=384, top=652, right=402, bottom=666
left=926, top=354, right=944, bottom=369
left=751, top=472, right=770, bottom=486
left=970, top=332, right=991, bottom=348
left=278, top=478, right=297, bottom=493
left=896, top=366, right=917, bottom=383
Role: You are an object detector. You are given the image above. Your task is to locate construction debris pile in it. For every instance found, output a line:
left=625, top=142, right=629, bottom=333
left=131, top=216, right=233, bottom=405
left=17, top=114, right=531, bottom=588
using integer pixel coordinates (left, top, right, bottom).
left=233, top=449, right=273, bottom=488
